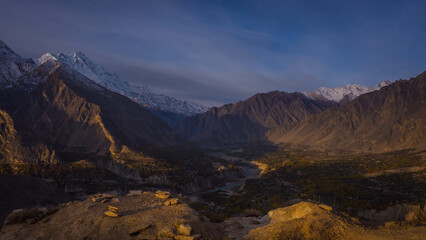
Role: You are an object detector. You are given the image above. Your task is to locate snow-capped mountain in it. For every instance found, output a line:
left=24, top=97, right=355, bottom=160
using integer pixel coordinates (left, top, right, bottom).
left=35, top=52, right=208, bottom=116
left=302, top=81, right=392, bottom=102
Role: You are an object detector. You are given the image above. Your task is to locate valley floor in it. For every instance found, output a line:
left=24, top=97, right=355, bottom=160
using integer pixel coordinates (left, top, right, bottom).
left=1, top=145, right=425, bottom=239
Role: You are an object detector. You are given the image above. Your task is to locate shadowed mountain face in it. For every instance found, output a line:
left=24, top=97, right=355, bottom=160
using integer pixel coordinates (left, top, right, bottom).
left=268, top=72, right=426, bottom=152
left=177, top=91, right=335, bottom=144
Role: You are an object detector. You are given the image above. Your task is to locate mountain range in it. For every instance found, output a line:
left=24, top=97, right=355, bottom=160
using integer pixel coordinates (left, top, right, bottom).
left=177, top=91, right=335, bottom=144
left=35, top=52, right=208, bottom=126
left=176, top=78, right=408, bottom=148
left=1, top=39, right=425, bottom=159
left=269, top=73, right=426, bottom=152
left=0, top=40, right=182, bottom=164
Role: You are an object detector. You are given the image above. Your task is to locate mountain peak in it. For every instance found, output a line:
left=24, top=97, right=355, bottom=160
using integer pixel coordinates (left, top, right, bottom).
left=37, top=53, right=58, bottom=65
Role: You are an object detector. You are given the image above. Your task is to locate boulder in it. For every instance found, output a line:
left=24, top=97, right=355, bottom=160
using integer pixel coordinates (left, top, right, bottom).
left=164, top=198, right=179, bottom=206
left=155, top=190, right=170, bottom=199
left=127, top=190, right=142, bottom=196
left=319, top=204, right=333, bottom=212
left=158, top=226, right=175, bottom=238
left=91, top=193, right=114, bottom=203
left=91, top=197, right=102, bottom=202
left=178, top=224, right=192, bottom=236
left=104, top=211, right=119, bottom=217
left=108, top=205, right=119, bottom=213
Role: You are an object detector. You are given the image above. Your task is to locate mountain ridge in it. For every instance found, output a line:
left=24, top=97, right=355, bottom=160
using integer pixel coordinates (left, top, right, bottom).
left=0, top=41, right=183, bottom=164
left=35, top=52, right=208, bottom=119
left=177, top=91, right=335, bottom=144
left=269, top=72, right=426, bottom=152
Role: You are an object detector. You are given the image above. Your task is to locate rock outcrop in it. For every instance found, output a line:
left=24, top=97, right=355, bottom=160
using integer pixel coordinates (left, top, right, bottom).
left=223, top=201, right=426, bottom=240
left=0, top=191, right=224, bottom=240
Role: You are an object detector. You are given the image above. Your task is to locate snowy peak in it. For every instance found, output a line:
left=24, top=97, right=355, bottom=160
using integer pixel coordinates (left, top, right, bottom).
left=36, top=52, right=129, bottom=94
left=35, top=51, right=208, bottom=116
left=36, top=53, right=57, bottom=64
left=303, top=81, right=392, bottom=102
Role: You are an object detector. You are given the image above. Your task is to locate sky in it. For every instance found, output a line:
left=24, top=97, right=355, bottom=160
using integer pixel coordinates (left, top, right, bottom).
left=1, top=0, right=425, bottom=106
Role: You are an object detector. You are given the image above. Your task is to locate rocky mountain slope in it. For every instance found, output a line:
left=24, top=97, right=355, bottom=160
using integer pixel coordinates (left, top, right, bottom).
left=177, top=91, right=335, bottom=144
left=36, top=52, right=208, bottom=126
left=0, top=41, right=182, bottom=163
left=269, top=72, right=426, bottom=152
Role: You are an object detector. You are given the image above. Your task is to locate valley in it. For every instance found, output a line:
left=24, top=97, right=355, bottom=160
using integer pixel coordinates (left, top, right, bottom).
left=0, top=38, right=425, bottom=239
left=193, top=146, right=425, bottom=223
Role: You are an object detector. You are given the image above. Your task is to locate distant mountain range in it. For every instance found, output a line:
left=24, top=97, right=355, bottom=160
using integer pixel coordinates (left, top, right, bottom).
left=177, top=73, right=425, bottom=152
left=35, top=52, right=208, bottom=126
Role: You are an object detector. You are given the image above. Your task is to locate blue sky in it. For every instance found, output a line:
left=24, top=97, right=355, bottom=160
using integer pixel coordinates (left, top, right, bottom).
left=1, top=0, right=425, bottom=106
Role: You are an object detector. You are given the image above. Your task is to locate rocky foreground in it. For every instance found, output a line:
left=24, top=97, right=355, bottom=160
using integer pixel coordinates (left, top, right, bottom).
left=1, top=191, right=425, bottom=240
left=0, top=191, right=224, bottom=240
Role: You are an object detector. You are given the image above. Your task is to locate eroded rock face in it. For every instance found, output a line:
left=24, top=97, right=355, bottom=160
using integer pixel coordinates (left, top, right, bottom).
left=0, top=191, right=224, bottom=240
